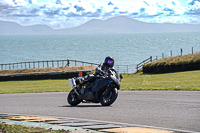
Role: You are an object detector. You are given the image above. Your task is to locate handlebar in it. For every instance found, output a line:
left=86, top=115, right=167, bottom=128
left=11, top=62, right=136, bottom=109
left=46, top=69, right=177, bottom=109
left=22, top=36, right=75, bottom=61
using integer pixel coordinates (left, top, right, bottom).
left=95, top=69, right=115, bottom=78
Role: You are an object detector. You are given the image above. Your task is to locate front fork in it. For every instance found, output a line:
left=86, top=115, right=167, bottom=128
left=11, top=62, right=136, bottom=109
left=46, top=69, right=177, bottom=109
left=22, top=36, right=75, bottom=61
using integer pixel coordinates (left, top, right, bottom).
left=104, top=86, right=113, bottom=96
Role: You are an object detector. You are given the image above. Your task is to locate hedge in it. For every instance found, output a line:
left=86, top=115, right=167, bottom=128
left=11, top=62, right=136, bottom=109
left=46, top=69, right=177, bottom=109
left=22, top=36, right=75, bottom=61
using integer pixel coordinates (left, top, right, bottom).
left=143, top=53, right=200, bottom=74
left=0, top=70, right=93, bottom=81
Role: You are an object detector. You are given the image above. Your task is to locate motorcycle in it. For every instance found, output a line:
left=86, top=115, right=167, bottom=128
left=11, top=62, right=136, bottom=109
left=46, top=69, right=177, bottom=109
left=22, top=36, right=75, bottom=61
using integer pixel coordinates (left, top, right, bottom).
left=67, top=69, right=123, bottom=106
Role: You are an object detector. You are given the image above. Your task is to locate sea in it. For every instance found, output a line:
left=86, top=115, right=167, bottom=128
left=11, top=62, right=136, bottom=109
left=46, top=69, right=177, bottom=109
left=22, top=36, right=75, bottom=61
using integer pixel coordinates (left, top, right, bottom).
left=0, top=32, right=200, bottom=73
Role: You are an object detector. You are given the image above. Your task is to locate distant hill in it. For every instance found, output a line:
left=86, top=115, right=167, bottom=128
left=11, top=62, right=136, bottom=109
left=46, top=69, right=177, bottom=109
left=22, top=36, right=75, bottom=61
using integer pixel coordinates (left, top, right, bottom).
left=1, top=16, right=200, bottom=35
left=0, top=21, right=53, bottom=35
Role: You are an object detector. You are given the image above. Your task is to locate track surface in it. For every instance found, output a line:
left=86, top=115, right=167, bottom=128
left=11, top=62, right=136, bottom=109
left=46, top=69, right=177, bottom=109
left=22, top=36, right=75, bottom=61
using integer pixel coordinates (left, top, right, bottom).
left=0, top=91, right=200, bottom=132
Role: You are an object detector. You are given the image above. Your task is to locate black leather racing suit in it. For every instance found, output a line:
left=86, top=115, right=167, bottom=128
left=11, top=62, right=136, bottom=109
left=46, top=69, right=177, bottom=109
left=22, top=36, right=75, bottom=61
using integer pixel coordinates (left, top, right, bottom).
left=79, top=63, right=116, bottom=89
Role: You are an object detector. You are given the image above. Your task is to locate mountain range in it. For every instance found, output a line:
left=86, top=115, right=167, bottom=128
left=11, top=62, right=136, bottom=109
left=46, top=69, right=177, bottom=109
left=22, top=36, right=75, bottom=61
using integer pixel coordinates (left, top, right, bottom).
left=1, top=16, right=200, bottom=35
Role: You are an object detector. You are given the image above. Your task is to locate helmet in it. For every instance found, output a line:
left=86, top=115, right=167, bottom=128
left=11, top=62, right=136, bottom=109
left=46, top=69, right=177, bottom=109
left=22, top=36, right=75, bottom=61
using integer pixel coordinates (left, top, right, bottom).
left=104, top=56, right=114, bottom=67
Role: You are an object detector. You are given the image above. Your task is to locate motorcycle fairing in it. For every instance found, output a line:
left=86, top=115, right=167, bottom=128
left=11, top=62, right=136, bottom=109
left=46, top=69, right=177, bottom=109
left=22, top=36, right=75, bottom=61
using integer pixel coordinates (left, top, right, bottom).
left=92, top=78, right=109, bottom=93
left=91, top=78, right=110, bottom=100
left=108, top=75, right=120, bottom=89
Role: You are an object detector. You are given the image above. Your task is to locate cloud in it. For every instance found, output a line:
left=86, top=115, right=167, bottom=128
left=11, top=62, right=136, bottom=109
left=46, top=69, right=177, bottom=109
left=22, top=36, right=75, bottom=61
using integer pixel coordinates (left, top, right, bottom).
left=188, top=0, right=200, bottom=5
left=187, top=0, right=200, bottom=14
left=0, top=0, right=200, bottom=29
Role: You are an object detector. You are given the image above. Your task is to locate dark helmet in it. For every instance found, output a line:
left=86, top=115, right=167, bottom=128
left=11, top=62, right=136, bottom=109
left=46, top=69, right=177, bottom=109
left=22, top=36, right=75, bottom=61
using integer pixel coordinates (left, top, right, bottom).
left=104, top=56, right=114, bottom=67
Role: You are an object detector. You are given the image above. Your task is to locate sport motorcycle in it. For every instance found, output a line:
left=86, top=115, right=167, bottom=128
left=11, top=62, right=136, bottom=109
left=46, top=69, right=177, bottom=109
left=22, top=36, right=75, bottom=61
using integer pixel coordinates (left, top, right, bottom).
left=67, top=69, right=123, bottom=106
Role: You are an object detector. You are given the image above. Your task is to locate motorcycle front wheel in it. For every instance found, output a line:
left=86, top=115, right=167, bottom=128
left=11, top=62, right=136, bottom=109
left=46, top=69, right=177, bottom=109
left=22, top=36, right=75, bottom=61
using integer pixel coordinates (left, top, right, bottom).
left=67, top=89, right=81, bottom=106
left=100, top=88, right=118, bottom=106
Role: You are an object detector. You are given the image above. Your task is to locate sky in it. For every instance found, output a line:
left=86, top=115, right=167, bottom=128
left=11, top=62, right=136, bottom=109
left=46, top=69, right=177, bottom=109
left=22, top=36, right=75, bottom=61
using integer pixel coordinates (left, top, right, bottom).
left=0, top=0, right=200, bottom=29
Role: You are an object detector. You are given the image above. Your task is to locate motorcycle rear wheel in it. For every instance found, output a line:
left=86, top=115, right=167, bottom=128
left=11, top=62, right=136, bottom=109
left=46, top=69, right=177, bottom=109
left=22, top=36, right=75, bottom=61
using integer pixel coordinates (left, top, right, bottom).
left=100, top=88, right=118, bottom=106
left=67, top=89, right=81, bottom=106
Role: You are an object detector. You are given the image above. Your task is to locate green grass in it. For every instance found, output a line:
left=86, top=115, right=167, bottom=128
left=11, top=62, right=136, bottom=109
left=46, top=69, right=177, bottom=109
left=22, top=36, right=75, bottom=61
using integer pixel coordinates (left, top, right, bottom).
left=0, top=80, right=72, bottom=94
left=0, top=70, right=200, bottom=94
left=0, top=123, right=66, bottom=133
left=121, top=70, right=200, bottom=91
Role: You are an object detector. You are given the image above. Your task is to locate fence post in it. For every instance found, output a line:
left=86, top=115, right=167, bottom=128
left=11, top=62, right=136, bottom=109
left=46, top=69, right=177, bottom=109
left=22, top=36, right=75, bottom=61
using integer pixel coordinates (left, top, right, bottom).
left=181, top=48, right=183, bottom=56
left=192, top=47, right=193, bottom=54
left=162, top=53, right=164, bottom=59
left=57, top=61, right=59, bottom=67
left=150, top=56, right=152, bottom=62
left=33, top=62, right=35, bottom=68
left=67, top=59, right=70, bottom=66
left=170, top=51, right=172, bottom=57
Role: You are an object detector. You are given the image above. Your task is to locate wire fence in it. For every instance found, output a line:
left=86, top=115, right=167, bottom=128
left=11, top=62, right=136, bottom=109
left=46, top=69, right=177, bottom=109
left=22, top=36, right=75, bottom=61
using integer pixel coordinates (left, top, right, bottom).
left=136, top=56, right=152, bottom=71
left=0, top=60, right=98, bottom=70
left=0, top=59, right=136, bottom=74
left=115, top=65, right=136, bottom=74
left=153, top=47, right=197, bottom=61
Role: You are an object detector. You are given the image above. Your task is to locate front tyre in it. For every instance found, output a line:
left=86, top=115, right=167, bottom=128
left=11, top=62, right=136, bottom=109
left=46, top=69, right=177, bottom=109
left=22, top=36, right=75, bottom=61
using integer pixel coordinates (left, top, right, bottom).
left=67, top=89, right=81, bottom=106
left=100, top=88, right=118, bottom=106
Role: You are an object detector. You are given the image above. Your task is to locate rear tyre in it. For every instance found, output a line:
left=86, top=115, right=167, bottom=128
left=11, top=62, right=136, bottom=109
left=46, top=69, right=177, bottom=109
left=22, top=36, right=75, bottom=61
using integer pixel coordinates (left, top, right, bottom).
left=67, top=89, right=81, bottom=106
left=100, top=88, right=118, bottom=106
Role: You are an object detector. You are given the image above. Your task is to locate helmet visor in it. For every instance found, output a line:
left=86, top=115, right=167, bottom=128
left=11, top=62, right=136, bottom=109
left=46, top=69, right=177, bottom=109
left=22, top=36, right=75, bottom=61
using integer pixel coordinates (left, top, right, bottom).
left=108, top=59, right=114, bottom=67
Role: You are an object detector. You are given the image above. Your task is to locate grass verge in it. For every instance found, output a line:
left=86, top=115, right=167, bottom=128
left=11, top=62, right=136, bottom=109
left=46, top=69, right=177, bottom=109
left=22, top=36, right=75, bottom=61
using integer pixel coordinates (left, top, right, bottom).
left=121, top=70, right=200, bottom=91
left=0, top=80, right=71, bottom=94
left=0, top=123, right=66, bottom=133
left=0, top=66, right=96, bottom=75
left=144, top=52, right=200, bottom=67
left=0, top=70, right=200, bottom=94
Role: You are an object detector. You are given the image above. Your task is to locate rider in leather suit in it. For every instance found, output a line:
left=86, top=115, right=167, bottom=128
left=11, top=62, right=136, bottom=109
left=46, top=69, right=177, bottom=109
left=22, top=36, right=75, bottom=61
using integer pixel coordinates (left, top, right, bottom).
left=79, top=56, right=115, bottom=89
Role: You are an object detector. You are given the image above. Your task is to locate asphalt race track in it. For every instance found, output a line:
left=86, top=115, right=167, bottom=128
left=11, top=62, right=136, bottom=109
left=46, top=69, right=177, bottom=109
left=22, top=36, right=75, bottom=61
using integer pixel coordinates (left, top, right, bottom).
left=0, top=91, right=200, bottom=132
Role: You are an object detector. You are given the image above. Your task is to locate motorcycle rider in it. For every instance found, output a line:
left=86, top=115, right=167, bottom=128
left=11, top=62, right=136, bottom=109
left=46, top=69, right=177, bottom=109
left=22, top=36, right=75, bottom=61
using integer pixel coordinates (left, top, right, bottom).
left=78, top=56, right=115, bottom=90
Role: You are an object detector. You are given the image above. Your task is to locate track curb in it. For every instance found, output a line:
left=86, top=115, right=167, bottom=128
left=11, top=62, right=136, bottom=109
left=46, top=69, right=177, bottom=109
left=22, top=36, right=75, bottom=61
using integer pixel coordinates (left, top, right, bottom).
left=0, top=118, right=101, bottom=133
left=0, top=113, right=198, bottom=133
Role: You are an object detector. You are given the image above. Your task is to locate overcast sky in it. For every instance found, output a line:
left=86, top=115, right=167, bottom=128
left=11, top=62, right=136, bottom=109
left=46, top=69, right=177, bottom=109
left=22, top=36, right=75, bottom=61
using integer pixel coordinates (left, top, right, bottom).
left=0, top=0, right=200, bottom=29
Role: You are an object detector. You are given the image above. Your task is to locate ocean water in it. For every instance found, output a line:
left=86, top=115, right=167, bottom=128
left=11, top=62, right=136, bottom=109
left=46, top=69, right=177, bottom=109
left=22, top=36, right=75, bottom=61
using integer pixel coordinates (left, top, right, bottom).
left=0, top=32, right=200, bottom=72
